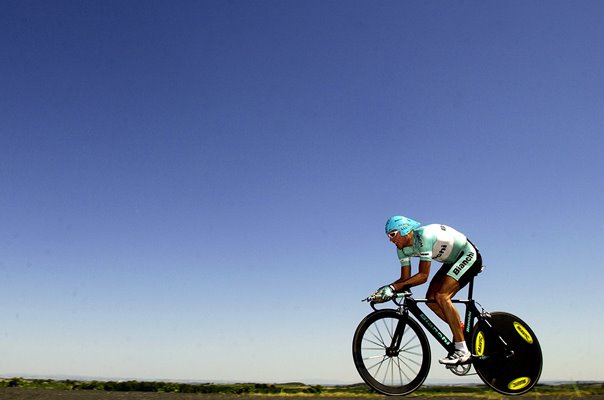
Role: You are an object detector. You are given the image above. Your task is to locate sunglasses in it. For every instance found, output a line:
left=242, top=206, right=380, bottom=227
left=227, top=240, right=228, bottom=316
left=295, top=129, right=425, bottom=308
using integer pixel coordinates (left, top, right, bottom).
left=387, top=231, right=399, bottom=238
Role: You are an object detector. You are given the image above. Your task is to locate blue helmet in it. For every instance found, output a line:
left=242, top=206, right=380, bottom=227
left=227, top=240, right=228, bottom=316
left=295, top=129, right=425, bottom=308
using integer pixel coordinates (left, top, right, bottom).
left=385, top=215, right=421, bottom=236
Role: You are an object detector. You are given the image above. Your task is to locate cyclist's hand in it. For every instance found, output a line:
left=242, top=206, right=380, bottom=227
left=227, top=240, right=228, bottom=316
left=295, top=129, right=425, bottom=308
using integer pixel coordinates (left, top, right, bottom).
left=367, top=285, right=395, bottom=303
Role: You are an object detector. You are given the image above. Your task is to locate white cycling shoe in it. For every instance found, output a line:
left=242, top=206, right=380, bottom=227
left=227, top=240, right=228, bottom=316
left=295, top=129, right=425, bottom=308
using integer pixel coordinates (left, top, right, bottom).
left=439, top=349, right=472, bottom=365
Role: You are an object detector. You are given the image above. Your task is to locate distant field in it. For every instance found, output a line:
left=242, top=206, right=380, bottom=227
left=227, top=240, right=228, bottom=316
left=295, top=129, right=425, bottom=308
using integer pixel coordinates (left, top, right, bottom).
left=1, top=379, right=603, bottom=399
left=2, top=388, right=604, bottom=399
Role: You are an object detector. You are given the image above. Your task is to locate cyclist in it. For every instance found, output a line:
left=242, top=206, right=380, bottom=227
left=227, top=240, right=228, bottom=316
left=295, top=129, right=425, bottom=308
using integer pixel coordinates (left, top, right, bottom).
left=370, top=215, right=483, bottom=365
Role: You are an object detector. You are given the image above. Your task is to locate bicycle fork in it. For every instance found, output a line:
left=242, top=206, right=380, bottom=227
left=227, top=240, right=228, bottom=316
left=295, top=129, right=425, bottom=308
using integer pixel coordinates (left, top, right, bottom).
left=386, top=309, right=409, bottom=357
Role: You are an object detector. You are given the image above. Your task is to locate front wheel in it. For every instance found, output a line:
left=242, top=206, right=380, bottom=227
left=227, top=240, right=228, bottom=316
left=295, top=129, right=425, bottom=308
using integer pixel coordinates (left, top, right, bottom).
left=471, top=312, right=542, bottom=395
left=352, top=309, right=431, bottom=396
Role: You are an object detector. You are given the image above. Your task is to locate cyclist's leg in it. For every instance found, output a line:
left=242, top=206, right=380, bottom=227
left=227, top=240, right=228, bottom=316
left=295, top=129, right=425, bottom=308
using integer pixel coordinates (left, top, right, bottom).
left=436, top=242, right=482, bottom=344
left=426, top=267, right=448, bottom=323
left=434, top=277, right=463, bottom=342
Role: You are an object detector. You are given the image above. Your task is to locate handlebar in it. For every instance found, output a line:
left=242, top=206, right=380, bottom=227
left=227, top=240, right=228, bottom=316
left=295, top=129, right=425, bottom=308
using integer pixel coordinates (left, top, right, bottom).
left=363, top=289, right=413, bottom=310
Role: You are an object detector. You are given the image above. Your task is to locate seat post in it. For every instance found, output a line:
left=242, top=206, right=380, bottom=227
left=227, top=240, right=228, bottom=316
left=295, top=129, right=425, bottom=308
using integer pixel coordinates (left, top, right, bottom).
left=467, top=265, right=485, bottom=300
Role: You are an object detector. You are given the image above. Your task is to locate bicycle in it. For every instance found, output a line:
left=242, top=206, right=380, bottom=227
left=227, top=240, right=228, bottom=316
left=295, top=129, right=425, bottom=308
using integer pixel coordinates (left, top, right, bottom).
left=352, top=267, right=542, bottom=396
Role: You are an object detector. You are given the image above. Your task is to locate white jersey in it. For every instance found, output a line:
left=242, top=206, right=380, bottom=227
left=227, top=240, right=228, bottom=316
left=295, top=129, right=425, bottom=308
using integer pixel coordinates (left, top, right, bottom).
left=396, top=224, right=468, bottom=267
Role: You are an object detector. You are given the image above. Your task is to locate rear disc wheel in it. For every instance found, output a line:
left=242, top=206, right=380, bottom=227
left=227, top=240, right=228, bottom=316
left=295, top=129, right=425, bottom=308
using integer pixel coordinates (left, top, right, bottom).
left=471, top=312, right=542, bottom=395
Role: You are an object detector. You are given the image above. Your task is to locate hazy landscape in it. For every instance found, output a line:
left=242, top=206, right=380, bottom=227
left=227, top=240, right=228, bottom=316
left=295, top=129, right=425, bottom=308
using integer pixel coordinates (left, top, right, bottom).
left=1, top=378, right=603, bottom=399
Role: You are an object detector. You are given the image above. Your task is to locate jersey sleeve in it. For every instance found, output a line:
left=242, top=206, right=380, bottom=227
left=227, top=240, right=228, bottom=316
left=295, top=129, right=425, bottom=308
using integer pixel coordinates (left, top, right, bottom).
left=397, top=248, right=411, bottom=267
left=415, top=230, right=434, bottom=261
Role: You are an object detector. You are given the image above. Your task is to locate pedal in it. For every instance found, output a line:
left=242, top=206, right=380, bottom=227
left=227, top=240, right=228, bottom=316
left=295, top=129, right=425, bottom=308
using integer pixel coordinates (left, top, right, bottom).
left=446, top=363, right=472, bottom=376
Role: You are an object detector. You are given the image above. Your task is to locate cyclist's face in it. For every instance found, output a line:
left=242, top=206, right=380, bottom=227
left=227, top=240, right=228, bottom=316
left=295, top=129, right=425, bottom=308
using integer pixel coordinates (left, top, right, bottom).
left=388, top=230, right=413, bottom=249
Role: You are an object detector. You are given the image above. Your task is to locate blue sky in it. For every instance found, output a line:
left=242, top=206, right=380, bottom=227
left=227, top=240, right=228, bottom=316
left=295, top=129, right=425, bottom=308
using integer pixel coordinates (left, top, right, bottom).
left=1, top=0, right=603, bottom=384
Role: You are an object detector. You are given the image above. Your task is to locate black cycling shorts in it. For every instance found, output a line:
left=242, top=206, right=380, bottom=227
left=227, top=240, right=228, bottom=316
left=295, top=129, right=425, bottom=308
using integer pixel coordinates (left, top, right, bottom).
left=433, top=239, right=483, bottom=289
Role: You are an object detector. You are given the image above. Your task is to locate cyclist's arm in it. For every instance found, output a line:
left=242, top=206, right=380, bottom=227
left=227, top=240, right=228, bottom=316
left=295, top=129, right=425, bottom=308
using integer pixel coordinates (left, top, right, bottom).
left=400, top=265, right=411, bottom=281
left=392, top=260, right=430, bottom=290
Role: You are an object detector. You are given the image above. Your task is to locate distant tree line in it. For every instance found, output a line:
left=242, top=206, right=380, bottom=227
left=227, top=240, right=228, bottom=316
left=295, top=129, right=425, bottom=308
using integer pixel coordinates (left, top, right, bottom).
left=5, top=378, right=603, bottom=397
left=1, top=378, right=327, bottom=394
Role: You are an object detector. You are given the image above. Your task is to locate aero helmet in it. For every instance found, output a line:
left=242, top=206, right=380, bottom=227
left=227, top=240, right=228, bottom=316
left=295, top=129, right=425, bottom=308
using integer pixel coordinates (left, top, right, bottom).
left=385, top=215, right=421, bottom=236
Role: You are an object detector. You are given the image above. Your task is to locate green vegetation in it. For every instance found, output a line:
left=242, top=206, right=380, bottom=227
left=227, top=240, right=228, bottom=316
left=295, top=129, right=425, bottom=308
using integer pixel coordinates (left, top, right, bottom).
left=0, top=378, right=330, bottom=395
left=0, top=377, right=603, bottom=397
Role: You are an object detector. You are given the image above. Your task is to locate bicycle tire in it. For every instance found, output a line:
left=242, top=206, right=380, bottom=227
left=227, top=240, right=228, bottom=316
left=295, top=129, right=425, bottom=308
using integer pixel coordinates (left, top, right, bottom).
left=471, top=311, right=542, bottom=395
left=352, top=309, right=431, bottom=396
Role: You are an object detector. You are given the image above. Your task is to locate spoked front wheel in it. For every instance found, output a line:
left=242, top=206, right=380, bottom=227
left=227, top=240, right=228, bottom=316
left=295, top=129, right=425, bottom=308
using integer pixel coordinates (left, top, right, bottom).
left=352, top=309, right=431, bottom=396
left=471, top=312, right=542, bottom=395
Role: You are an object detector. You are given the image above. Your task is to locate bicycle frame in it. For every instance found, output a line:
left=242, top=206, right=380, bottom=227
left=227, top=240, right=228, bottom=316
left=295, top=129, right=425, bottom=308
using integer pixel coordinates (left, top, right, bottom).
left=400, top=292, right=482, bottom=353
left=386, top=274, right=487, bottom=354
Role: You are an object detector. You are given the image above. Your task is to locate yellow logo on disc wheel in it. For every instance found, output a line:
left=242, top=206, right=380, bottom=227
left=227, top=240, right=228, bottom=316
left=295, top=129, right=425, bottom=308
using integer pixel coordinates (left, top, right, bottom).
left=514, top=321, right=534, bottom=344
left=508, top=377, right=531, bottom=391
left=475, top=331, right=485, bottom=356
